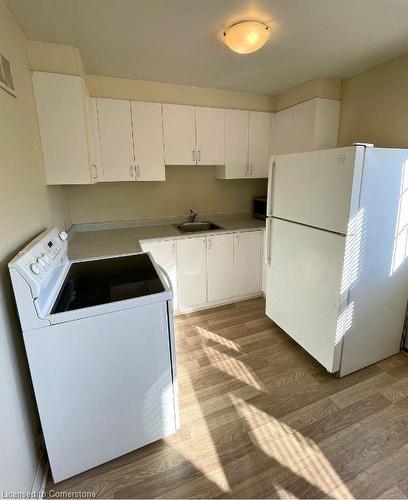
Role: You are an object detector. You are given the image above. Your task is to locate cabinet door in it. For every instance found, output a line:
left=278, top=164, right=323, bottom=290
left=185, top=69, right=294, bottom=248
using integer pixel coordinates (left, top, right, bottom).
left=261, top=229, right=267, bottom=295
left=248, top=111, right=271, bottom=178
left=226, top=109, right=249, bottom=178
left=32, top=72, right=91, bottom=185
left=195, top=107, right=225, bottom=165
left=163, top=104, right=196, bottom=165
left=177, top=237, right=207, bottom=308
left=207, top=234, right=234, bottom=302
left=89, top=97, right=104, bottom=182
left=97, top=98, right=135, bottom=181
left=131, top=101, right=165, bottom=181
left=274, top=107, right=293, bottom=155
left=234, top=231, right=262, bottom=296
left=141, top=240, right=178, bottom=310
left=292, top=99, right=316, bottom=153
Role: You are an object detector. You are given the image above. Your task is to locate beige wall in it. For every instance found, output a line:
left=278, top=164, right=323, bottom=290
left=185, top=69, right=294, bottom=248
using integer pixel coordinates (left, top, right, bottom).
left=0, top=2, right=70, bottom=492
left=338, top=53, right=408, bottom=148
left=67, top=166, right=266, bottom=223
left=27, top=40, right=85, bottom=77
left=86, top=74, right=275, bottom=111
left=275, top=77, right=341, bottom=111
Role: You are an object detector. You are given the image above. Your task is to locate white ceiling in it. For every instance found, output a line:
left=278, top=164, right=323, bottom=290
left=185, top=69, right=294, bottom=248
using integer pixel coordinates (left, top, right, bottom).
left=5, top=0, right=408, bottom=95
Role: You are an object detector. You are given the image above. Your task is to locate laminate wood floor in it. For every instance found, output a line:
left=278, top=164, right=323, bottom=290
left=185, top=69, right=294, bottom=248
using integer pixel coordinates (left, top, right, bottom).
left=45, top=298, right=408, bottom=499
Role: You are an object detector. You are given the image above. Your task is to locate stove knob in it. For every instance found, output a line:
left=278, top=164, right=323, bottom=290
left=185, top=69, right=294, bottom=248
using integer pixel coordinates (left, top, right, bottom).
left=30, top=263, right=42, bottom=275
left=37, top=255, right=47, bottom=268
left=59, top=231, right=68, bottom=241
left=44, top=254, right=52, bottom=264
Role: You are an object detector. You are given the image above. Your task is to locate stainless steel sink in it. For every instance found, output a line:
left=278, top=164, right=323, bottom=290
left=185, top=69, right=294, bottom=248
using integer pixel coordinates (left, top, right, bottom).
left=175, top=221, right=224, bottom=233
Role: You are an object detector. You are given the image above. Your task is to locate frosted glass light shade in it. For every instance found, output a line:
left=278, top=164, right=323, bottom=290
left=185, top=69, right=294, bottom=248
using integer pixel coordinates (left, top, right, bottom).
left=223, top=21, right=270, bottom=54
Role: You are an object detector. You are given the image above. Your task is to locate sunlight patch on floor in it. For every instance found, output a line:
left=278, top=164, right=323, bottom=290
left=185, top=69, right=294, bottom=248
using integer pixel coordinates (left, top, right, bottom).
left=233, top=396, right=353, bottom=498
left=164, top=370, right=231, bottom=493
left=203, top=344, right=264, bottom=391
left=195, top=326, right=242, bottom=352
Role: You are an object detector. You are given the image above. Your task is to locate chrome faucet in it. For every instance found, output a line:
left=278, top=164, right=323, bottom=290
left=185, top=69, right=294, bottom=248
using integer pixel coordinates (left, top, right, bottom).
left=189, top=209, right=198, bottom=222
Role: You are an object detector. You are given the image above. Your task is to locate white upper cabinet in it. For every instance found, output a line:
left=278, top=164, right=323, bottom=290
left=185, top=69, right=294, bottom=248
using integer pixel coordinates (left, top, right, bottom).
left=32, top=72, right=93, bottom=185
left=274, top=107, right=294, bottom=155
left=96, top=98, right=135, bottom=182
left=292, top=99, right=316, bottom=153
left=234, top=231, right=262, bottom=296
left=89, top=97, right=104, bottom=181
left=163, top=104, right=196, bottom=165
left=207, top=233, right=234, bottom=302
left=273, top=98, right=340, bottom=156
left=218, top=109, right=250, bottom=179
left=248, top=111, right=271, bottom=178
left=195, top=107, right=225, bottom=166
left=312, top=98, right=341, bottom=150
left=131, top=101, right=165, bottom=181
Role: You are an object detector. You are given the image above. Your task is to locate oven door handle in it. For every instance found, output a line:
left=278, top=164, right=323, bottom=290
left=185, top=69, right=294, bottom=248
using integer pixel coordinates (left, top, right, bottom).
left=158, top=264, right=173, bottom=295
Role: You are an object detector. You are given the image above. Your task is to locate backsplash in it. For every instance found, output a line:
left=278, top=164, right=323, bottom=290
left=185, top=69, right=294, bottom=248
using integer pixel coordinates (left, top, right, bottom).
left=65, top=165, right=267, bottom=224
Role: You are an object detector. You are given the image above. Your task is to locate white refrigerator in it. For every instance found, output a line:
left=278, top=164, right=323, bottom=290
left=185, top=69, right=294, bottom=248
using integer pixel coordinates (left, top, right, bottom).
left=265, top=146, right=408, bottom=376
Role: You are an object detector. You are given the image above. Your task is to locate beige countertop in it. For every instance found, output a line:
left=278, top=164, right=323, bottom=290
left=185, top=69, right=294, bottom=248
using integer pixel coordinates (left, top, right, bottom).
left=68, top=214, right=265, bottom=260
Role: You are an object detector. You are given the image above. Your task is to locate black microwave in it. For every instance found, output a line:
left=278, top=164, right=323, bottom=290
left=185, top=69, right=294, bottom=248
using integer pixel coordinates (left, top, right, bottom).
left=252, top=196, right=267, bottom=220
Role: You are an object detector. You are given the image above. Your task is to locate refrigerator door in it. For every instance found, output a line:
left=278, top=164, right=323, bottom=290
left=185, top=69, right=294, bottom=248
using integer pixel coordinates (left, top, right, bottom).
left=265, top=218, right=346, bottom=372
left=268, top=147, right=364, bottom=234
left=340, top=148, right=408, bottom=375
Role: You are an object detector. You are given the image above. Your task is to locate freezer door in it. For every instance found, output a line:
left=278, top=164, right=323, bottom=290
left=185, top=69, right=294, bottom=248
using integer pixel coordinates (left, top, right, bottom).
left=268, top=147, right=364, bottom=234
left=265, top=218, right=345, bottom=372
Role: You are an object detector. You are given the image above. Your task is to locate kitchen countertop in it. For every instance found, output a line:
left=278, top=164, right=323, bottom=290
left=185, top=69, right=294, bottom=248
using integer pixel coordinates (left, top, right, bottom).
left=68, top=214, right=265, bottom=260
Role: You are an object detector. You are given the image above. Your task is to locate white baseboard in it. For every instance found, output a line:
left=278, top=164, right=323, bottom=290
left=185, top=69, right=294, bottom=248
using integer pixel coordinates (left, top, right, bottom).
left=175, top=292, right=263, bottom=316
left=31, top=449, right=48, bottom=498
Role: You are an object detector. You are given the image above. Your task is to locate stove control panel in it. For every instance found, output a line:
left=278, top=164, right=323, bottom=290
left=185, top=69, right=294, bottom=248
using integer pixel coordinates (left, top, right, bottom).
left=9, top=228, right=69, bottom=299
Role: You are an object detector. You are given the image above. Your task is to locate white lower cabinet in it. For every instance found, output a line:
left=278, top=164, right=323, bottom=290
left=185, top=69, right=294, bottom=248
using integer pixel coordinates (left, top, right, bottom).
left=262, top=229, right=267, bottom=295
left=176, top=237, right=207, bottom=309
left=140, top=239, right=178, bottom=310
left=143, top=229, right=263, bottom=314
left=233, top=231, right=262, bottom=296
left=207, top=234, right=234, bottom=302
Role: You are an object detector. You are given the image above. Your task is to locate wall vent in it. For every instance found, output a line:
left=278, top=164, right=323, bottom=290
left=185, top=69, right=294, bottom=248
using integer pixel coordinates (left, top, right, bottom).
left=0, top=52, right=16, bottom=96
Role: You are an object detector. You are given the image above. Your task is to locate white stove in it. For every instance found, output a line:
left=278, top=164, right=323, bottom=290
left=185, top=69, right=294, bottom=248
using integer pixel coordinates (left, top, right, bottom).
left=9, top=228, right=179, bottom=482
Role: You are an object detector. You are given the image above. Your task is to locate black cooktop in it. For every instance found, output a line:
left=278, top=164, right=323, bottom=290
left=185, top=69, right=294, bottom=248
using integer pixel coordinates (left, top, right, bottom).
left=51, top=253, right=164, bottom=314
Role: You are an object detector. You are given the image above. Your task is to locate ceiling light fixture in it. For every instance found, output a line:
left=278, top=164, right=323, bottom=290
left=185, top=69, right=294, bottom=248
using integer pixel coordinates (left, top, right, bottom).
left=222, top=20, right=270, bottom=54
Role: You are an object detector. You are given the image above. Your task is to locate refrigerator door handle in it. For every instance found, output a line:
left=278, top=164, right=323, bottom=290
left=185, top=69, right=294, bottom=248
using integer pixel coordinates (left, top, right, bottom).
left=266, top=218, right=273, bottom=266
left=266, top=158, right=275, bottom=217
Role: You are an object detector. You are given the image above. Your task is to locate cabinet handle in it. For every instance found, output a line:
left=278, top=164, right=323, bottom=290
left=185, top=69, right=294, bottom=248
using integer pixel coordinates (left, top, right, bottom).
left=192, top=150, right=196, bottom=163
left=91, top=164, right=98, bottom=179
left=235, top=234, right=239, bottom=246
left=172, top=242, right=176, bottom=255
left=129, top=165, right=134, bottom=178
left=136, top=165, right=141, bottom=179
left=208, top=238, right=212, bottom=250
left=197, top=150, right=201, bottom=162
